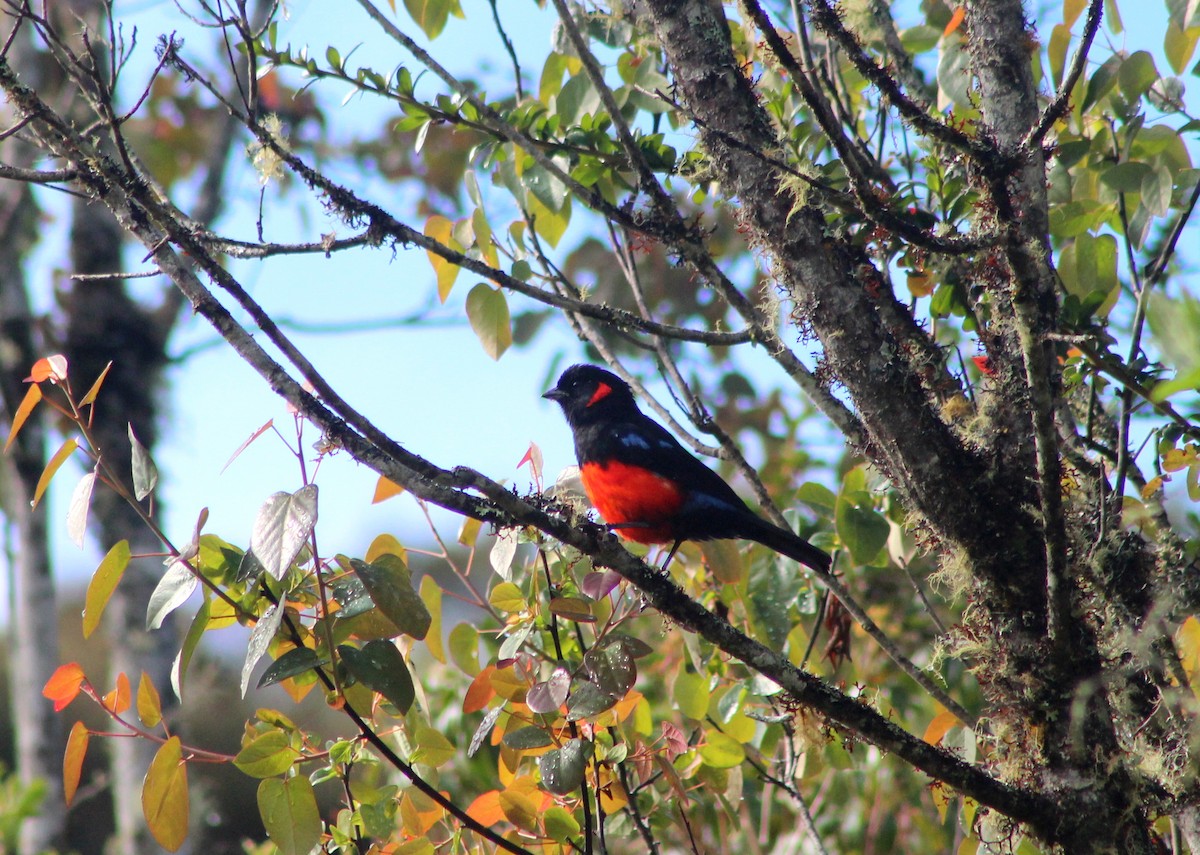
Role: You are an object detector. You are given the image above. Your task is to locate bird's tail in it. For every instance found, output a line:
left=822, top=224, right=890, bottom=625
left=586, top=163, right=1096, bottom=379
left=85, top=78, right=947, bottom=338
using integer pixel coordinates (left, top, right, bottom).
left=736, top=514, right=831, bottom=573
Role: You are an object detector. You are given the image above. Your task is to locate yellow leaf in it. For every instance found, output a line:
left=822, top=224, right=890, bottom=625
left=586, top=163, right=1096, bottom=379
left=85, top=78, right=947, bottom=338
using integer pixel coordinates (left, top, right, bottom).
left=80, top=361, right=113, bottom=406
left=372, top=475, right=404, bottom=504
left=490, top=665, right=528, bottom=702
left=1063, top=0, right=1087, bottom=27
left=83, top=540, right=131, bottom=639
left=424, top=215, right=461, bottom=302
left=32, top=438, right=79, bottom=508
left=906, top=269, right=934, bottom=298
left=489, top=582, right=526, bottom=613
left=1163, top=446, right=1197, bottom=472
left=63, top=721, right=89, bottom=806
left=1177, top=616, right=1200, bottom=689
left=1141, top=476, right=1165, bottom=500
left=142, top=736, right=189, bottom=852
left=365, top=533, right=407, bottom=564
left=4, top=383, right=42, bottom=454
left=700, top=539, right=744, bottom=584
left=138, top=672, right=163, bottom=728
left=420, top=576, right=445, bottom=663
left=498, top=783, right=539, bottom=831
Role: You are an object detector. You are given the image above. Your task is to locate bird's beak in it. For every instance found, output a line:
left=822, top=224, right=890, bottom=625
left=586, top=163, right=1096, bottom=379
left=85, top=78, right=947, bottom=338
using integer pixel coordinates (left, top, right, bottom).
left=542, top=388, right=566, bottom=402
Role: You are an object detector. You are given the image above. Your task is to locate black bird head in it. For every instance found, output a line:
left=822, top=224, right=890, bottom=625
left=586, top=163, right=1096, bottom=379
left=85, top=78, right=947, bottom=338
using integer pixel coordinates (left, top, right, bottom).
left=543, top=364, right=638, bottom=427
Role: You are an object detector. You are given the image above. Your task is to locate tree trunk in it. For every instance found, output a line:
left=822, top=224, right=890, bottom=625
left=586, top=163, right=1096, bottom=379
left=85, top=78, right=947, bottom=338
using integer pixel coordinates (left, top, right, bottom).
left=0, top=17, right=66, bottom=854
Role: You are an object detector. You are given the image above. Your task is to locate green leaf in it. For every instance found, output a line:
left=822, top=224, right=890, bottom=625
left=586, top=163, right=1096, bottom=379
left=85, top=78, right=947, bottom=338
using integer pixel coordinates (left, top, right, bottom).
left=172, top=599, right=210, bottom=700
left=84, top=540, right=130, bottom=639
left=674, top=671, right=710, bottom=720
left=350, top=555, right=431, bottom=640
left=522, top=161, right=568, bottom=213
left=146, top=560, right=198, bottom=631
left=1164, top=22, right=1200, bottom=74
left=700, top=731, right=745, bottom=769
left=241, top=602, right=285, bottom=698
left=583, top=641, right=637, bottom=697
left=539, top=740, right=593, bottom=795
left=142, top=736, right=188, bottom=852
left=796, top=481, right=837, bottom=512
left=836, top=478, right=890, bottom=566
left=1141, top=165, right=1174, bottom=216
left=249, top=486, right=318, bottom=581
left=339, top=641, right=416, bottom=713
left=1048, top=24, right=1072, bottom=89
left=1059, top=234, right=1118, bottom=312
left=465, top=284, right=513, bottom=361
left=412, top=724, right=456, bottom=767
left=503, top=726, right=555, bottom=750
left=936, top=33, right=971, bottom=110
left=1100, top=161, right=1151, bottom=191
left=543, top=806, right=581, bottom=842
left=257, top=647, right=323, bottom=689
left=257, top=777, right=321, bottom=855
left=527, top=194, right=571, bottom=248
left=565, top=680, right=619, bottom=721
left=488, top=581, right=525, bottom=613
left=1148, top=291, right=1200, bottom=399
left=129, top=424, right=158, bottom=501
left=1118, top=50, right=1158, bottom=101
left=1083, top=54, right=1122, bottom=110
left=403, top=0, right=462, bottom=40
left=234, top=731, right=299, bottom=778
left=449, top=622, right=480, bottom=674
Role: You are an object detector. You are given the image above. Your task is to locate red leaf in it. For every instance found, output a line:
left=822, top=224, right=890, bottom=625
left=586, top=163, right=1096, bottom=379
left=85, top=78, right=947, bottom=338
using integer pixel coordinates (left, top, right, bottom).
left=971, top=355, right=995, bottom=376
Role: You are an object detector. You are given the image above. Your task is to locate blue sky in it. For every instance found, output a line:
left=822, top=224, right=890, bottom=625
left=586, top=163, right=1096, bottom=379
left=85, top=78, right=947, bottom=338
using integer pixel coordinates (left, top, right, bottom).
left=5, top=0, right=1193, bottom=603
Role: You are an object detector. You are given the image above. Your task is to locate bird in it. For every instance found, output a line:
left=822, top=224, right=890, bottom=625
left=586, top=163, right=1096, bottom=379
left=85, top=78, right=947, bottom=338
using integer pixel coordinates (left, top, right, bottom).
left=543, top=364, right=831, bottom=574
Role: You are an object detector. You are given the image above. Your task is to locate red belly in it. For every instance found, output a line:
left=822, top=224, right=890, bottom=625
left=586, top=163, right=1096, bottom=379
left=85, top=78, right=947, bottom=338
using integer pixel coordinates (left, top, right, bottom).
left=579, top=460, right=684, bottom=544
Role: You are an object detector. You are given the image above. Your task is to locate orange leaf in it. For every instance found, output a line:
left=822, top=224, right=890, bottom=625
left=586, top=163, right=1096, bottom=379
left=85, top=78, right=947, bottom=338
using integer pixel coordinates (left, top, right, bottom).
left=399, top=789, right=445, bottom=836
left=32, top=438, right=79, bottom=508
left=26, top=354, right=68, bottom=383
left=63, top=721, right=89, bottom=805
left=466, top=790, right=504, bottom=827
left=943, top=6, right=965, bottom=36
left=463, top=665, right=496, bottom=714
left=103, top=672, right=132, bottom=716
left=4, top=383, right=42, bottom=454
left=372, top=476, right=405, bottom=504
left=923, top=708, right=960, bottom=745
left=43, top=663, right=86, bottom=712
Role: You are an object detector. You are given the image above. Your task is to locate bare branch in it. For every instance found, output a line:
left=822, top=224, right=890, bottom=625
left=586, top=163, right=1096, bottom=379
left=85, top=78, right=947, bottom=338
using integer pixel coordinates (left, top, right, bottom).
left=1026, top=0, right=1104, bottom=147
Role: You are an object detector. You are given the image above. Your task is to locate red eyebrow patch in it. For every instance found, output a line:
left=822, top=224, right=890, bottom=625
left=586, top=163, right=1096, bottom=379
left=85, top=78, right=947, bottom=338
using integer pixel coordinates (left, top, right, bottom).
left=586, top=382, right=613, bottom=407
